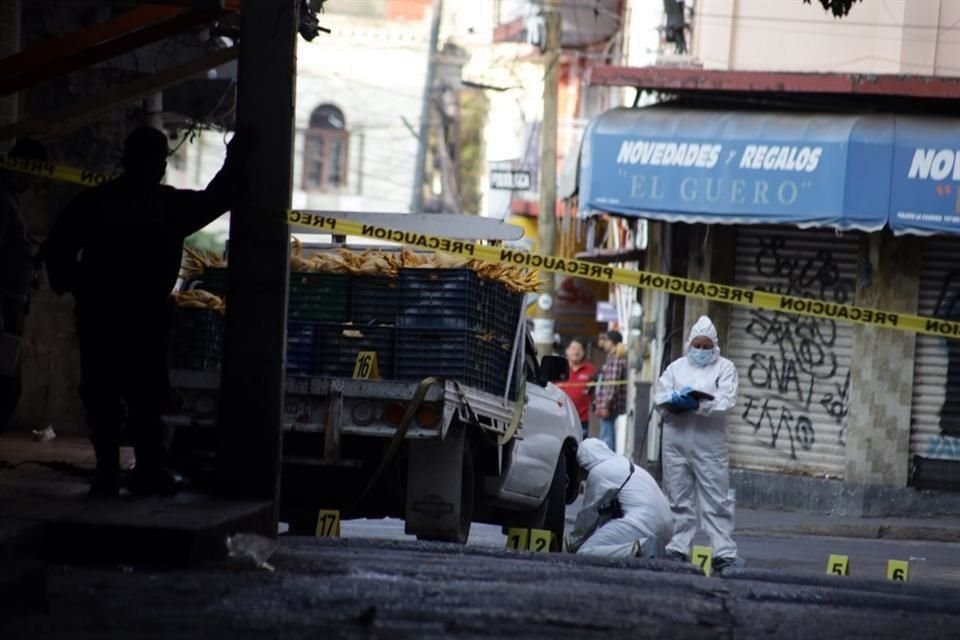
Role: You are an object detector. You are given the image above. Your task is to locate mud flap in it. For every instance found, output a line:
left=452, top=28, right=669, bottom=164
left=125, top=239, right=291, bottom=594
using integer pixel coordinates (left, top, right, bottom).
left=404, top=424, right=467, bottom=539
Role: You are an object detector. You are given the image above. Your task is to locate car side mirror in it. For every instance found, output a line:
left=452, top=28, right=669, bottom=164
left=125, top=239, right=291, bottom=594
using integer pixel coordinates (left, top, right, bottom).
left=540, top=355, right=569, bottom=384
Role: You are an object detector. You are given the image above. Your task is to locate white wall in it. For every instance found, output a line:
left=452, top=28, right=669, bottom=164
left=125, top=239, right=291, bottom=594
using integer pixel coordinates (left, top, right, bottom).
left=295, top=12, right=430, bottom=213
left=691, top=0, right=960, bottom=76
left=165, top=10, right=434, bottom=229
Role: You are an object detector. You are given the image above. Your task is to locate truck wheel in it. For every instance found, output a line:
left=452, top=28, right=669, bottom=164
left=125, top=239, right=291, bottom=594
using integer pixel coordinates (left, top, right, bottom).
left=543, top=452, right=568, bottom=551
left=416, top=439, right=474, bottom=544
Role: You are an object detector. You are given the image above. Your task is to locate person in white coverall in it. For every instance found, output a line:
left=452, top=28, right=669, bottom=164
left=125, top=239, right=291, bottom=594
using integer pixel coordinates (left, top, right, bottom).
left=574, top=438, right=673, bottom=558
left=654, top=315, right=741, bottom=573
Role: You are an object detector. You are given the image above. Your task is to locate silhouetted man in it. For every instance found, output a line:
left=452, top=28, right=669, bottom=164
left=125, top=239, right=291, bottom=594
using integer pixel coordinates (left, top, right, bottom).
left=0, top=138, right=47, bottom=433
left=46, top=127, right=247, bottom=496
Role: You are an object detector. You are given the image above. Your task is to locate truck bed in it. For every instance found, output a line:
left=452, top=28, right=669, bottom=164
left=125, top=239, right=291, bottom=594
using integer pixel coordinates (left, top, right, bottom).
left=164, top=370, right=518, bottom=439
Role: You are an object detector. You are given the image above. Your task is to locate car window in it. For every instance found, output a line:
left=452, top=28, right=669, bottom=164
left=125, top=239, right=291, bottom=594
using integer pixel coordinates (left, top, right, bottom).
left=524, top=334, right=542, bottom=386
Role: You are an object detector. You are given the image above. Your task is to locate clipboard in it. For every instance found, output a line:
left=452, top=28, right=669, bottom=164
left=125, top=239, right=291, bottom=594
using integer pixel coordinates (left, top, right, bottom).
left=657, top=389, right=714, bottom=413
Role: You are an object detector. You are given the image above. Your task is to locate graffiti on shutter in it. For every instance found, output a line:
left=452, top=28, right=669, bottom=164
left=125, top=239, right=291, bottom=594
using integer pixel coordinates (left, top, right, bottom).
left=911, top=239, right=960, bottom=463
left=727, top=227, right=857, bottom=477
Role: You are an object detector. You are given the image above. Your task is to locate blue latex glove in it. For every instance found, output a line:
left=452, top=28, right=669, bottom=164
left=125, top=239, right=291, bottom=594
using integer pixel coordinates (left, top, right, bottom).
left=670, top=387, right=698, bottom=411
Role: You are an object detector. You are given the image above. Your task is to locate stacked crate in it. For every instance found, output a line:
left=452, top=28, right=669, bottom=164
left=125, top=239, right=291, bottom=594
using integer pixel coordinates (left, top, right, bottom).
left=288, top=273, right=349, bottom=322
left=169, top=308, right=224, bottom=370
left=285, top=273, right=349, bottom=376
left=394, top=269, right=522, bottom=396
left=172, top=266, right=525, bottom=392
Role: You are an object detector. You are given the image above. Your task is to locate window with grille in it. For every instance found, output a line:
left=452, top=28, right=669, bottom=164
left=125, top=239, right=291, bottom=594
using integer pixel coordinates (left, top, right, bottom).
left=303, top=104, right=348, bottom=191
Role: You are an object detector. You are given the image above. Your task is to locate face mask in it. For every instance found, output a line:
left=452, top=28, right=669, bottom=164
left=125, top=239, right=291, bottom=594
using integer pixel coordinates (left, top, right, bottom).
left=688, top=347, right=714, bottom=367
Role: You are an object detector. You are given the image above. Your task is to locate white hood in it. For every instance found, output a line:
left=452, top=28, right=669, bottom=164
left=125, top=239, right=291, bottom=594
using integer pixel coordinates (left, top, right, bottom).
left=577, top=438, right=673, bottom=544
left=687, top=315, right=719, bottom=350
left=577, top=437, right=615, bottom=472
left=654, top=314, right=739, bottom=423
left=686, top=315, right=721, bottom=367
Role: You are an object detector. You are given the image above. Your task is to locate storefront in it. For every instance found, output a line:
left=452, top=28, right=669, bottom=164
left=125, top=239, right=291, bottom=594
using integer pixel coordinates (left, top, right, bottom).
left=579, top=106, right=960, bottom=489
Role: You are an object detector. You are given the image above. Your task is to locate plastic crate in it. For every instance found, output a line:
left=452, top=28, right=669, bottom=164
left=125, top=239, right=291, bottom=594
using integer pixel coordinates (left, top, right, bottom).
left=350, top=276, right=399, bottom=325
left=395, top=328, right=511, bottom=396
left=286, top=321, right=319, bottom=376
left=288, top=272, right=349, bottom=322
left=169, top=309, right=223, bottom=370
left=482, top=281, right=525, bottom=341
left=397, top=269, right=486, bottom=331
left=314, top=323, right=395, bottom=378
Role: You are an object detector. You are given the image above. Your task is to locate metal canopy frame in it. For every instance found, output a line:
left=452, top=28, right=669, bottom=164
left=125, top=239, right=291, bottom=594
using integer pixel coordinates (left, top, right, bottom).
left=0, top=1, right=238, bottom=142
left=586, top=66, right=960, bottom=101
left=0, top=46, right=239, bottom=143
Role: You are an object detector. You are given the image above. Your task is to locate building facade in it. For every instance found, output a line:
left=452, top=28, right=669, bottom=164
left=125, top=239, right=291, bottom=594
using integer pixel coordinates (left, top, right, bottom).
left=579, top=1, right=960, bottom=506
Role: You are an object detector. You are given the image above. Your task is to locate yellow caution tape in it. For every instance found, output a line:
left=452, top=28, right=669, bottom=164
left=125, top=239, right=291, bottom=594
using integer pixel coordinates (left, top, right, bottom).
left=7, top=155, right=960, bottom=341
left=287, top=211, right=960, bottom=340
left=0, top=154, right=115, bottom=187
left=559, top=379, right=630, bottom=388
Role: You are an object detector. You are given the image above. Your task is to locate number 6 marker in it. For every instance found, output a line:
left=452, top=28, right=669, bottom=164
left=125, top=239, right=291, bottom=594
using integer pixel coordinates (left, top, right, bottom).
left=887, top=559, right=909, bottom=582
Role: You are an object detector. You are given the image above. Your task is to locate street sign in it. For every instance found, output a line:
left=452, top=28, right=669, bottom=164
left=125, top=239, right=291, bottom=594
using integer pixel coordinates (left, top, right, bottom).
left=490, top=169, right=533, bottom=191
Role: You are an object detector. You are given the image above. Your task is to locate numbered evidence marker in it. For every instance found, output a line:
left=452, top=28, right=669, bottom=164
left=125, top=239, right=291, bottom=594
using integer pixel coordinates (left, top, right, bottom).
left=691, top=545, right=713, bottom=576
left=529, top=529, right=553, bottom=553
left=352, top=351, right=380, bottom=379
left=315, top=509, right=341, bottom=538
left=887, top=559, right=910, bottom=582
left=506, top=528, right=530, bottom=551
left=827, top=554, right=850, bottom=576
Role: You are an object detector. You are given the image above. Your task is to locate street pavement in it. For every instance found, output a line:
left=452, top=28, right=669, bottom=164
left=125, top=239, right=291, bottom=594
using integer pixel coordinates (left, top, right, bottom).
left=6, top=534, right=960, bottom=639
left=6, top=434, right=960, bottom=637
left=340, top=503, right=960, bottom=586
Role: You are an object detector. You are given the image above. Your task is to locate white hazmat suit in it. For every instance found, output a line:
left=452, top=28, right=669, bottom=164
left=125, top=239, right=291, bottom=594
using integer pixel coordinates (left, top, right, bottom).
left=575, top=438, right=673, bottom=558
left=654, top=316, right=739, bottom=562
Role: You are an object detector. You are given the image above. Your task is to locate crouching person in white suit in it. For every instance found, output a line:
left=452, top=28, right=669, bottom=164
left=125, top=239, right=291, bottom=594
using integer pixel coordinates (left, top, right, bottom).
left=568, top=438, right=673, bottom=558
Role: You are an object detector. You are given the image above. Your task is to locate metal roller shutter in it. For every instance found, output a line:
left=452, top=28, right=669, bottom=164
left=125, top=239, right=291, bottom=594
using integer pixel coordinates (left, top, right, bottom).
left=725, top=226, right=858, bottom=478
left=910, top=238, right=960, bottom=471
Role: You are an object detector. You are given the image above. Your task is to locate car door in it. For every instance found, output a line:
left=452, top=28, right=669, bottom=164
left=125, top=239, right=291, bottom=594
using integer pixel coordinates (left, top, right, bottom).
left=496, top=336, right=579, bottom=503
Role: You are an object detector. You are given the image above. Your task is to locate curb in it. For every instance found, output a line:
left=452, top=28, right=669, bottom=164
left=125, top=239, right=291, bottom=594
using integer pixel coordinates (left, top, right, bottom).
left=738, top=524, right=960, bottom=544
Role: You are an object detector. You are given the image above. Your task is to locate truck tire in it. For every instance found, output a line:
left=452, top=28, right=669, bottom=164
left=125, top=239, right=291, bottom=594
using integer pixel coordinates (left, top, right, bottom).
left=416, top=439, right=474, bottom=544
left=543, top=452, right=567, bottom=551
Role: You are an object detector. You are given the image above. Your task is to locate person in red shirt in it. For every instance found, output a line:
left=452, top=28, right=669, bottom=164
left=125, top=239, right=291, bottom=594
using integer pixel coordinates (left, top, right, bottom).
left=558, top=338, right=597, bottom=439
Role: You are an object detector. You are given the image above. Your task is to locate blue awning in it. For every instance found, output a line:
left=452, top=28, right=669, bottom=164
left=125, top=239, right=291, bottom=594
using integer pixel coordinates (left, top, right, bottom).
left=580, top=107, right=894, bottom=231
left=890, top=117, right=960, bottom=236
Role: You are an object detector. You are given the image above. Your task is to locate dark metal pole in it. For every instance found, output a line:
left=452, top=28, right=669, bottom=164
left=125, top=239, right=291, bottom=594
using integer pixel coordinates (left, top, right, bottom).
left=217, top=0, right=296, bottom=529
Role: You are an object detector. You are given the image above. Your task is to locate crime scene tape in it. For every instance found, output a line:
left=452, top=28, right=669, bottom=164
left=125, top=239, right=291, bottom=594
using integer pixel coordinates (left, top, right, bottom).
left=559, top=380, right=630, bottom=388
left=6, top=154, right=960, bottom=341
left=286, top=211, right=960, bottom=341
left=0, top=154, right=115, bottom=187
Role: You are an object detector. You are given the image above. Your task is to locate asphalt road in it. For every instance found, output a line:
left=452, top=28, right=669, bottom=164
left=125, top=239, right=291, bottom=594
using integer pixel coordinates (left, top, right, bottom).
left=7, top=509, right=960, bottom=639
left=340, top=511, right=960, bottom=587
left=6, top=535, right=960, bottom=640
